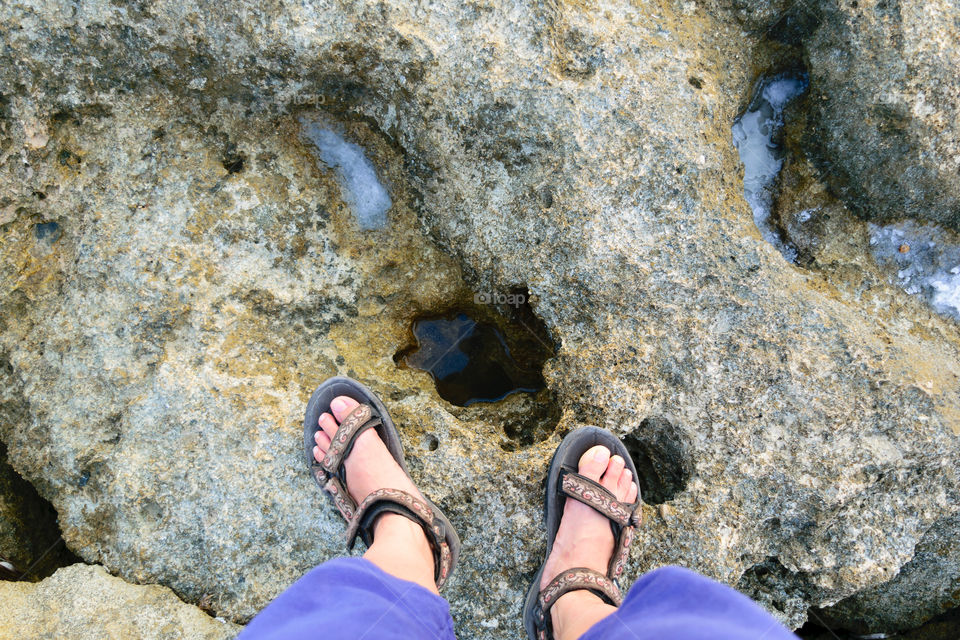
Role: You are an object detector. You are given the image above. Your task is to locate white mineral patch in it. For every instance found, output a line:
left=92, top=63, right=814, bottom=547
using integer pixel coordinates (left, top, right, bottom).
left=869, top=220, right=960, bottom=321
left=301, top=120, right=392, bottom=230
left=732, top=75, right=808, bottom=262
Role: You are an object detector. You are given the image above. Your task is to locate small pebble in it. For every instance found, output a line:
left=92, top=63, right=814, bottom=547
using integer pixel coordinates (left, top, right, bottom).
left=898, top=244, right=910, bottom=253
left=658, top=503, right=676, bottom=522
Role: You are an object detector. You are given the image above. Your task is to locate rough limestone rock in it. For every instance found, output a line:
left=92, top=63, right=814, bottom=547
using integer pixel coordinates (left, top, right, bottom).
left=0, top=563, right=239, bottom=640
left=0, top=0, right=958, bottom=637
left=817, top=513, right=960, bottom=634
left=805, top=0, right=960, bottom=231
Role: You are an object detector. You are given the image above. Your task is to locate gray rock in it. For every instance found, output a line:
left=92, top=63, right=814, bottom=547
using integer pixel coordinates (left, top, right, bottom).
left=818, top=513, right=960, bottom=634
left=0, top=0, right=958, bottom=637
left=0, top=563, right=240, bottom=640
left=805, top=0, right=960, bottom=231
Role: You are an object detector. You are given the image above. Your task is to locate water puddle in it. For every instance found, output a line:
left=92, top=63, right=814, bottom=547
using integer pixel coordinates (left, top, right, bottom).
left=732, top=72, right=809, bottom=262
left=869, top=220, right=960, bottom=321
left=300, top=118, right=391, bottom=230
left=398, top=311, right=547, bottom=406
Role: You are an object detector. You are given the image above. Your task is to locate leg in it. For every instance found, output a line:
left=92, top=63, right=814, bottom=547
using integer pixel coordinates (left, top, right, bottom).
left=237, top=557, right=455, bottom=640
left=240, top=395, right=454, bottom=639
left=364, top=512, right=437, bottom=594
left=579, top=566, right=799, bottom=640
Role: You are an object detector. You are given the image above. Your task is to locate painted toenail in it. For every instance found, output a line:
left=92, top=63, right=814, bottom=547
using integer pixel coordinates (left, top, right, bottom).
left=593, top=448, right=608, bottom=461
left=331, top=397, right=346, bottom=413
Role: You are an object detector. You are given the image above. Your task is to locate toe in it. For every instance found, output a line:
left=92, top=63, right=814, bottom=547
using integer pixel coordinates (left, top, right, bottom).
left=319, top=412, right=339, bottom=439
left=312, top=445, right=323, bottom=463
left=314, top=429, right=332, bottom=452
left=330, top=395, right=360, bottom=422
left=617, top=468, right=633, bottom=500
left=627, top=482, right=639, bottom=504
left=601, top=455, right=625, bottom=493
left=577, top=445, right=611, bottom=481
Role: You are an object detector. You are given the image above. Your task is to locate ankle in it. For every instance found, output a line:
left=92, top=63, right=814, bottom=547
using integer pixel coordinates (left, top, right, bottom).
left=372, top=513, right=435, bottom=569
left=374, top=514, right=430, bottom=547
left=551, top=590, right=616, bottom=640
left=364, top=513, right=438, bottom=593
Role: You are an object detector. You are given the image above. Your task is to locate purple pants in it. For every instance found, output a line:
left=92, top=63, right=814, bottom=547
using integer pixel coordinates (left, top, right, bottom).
left=238, top=558, right=798, bottom=639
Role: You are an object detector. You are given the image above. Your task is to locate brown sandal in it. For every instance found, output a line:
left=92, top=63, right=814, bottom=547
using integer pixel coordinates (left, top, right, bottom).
left=523, top=426, right=642, bottom=640
left=303, top=376, right=461, bottom=588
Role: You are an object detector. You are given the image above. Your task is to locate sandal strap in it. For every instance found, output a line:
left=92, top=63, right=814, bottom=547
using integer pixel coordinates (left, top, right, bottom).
left=559, top=467, right=639, bottom=527
left=345, top=487, right=454, bottom=588
left=321, top=403, right=381, bottom=474
left=321, top=475, right=357, bottom=521
left=608, top=521, right=637, bottom=579
left=535, top=567, right=622, bottom=638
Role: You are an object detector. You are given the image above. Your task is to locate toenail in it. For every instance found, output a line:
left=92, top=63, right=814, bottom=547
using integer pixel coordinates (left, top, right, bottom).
left=331, top=397, right=346, bottom=413
left=593, top=447, right=608, bottom=462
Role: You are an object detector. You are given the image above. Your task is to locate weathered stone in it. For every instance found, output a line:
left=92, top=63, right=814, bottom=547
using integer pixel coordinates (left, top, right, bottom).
left=805, top=0, right=960, bottom=231
left=817, top=514, right=960, bottom=634
left=0, top=563, right=239, bottom=640
left=0, top=0, right=957, bottom=637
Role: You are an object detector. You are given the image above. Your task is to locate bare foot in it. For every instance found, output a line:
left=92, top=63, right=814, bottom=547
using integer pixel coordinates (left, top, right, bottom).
left=540, top=445, right=638, bottom=640
left=313, top=395, right=437, bottom=592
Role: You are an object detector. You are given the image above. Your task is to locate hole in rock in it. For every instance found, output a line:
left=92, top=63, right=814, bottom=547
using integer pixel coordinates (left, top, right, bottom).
left=0, top=441, right=80, bottom=581
left=732, top=70, right=809, bottom=262
left=868, top=221, right=960, bottom=321
left=33, top=222, right=60, bottom=243
left=221, top=151, right=245, bottom=174
left=300, top=116, right=392, bottom=230
left=398, top=312, right=545, bottom=406
left=736, top=557, right=809, bottom=621
left=622, top=416, right=692, bottom=505
left=396, top=287, right=560, bottom=447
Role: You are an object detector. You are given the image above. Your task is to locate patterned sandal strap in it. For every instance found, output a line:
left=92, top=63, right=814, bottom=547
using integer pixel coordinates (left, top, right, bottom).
left=558, top=467, right=642, bottom=580
left=321, top=475, right=357, bottom=521
left=608, top=518, right=638, bottom=579
left=345, top=488, right=454, bottom=589
left=320, top=403, right=382, bottom=475
left=535, top=567, right=622, bottom=639
left=558, top=467, right=640, bottom=527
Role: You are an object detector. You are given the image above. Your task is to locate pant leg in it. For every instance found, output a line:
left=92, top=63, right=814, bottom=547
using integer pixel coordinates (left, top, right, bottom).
left=580, top=566, right=798, bottom=640
left=237, top=557, right=456, bottom=640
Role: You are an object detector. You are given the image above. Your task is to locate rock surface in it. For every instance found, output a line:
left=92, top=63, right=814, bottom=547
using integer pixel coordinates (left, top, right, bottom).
left=0, top=563, right=239, bottom=640
left=804, top=0, right=960, bottom=231
left=0, top=0, right=958, bottom=638
left=817, top=513, right=960, bottom=633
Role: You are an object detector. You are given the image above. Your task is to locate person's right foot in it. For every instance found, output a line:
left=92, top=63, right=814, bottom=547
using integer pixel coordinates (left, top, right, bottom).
left=313, top=395, right=437, bottom=591
left=540, top=446, right=638, bottom=624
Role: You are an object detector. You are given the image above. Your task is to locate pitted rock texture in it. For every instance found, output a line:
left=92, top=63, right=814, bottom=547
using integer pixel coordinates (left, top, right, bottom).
left=804, top=0, right=960, bottom=231
left=0, top=0, right=958, bottom=637
left=0, top=563, right=239, bottom=640
left=817, top=513, right=960, bottom=634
